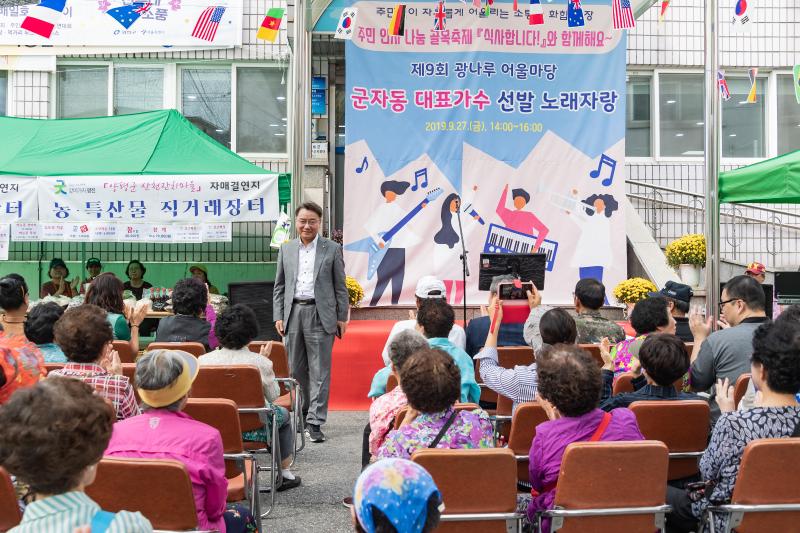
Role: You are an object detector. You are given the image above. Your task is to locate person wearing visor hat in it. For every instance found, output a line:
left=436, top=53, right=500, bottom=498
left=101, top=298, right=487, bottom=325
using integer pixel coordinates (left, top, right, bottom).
left=649, top=281, right=694, bottom=343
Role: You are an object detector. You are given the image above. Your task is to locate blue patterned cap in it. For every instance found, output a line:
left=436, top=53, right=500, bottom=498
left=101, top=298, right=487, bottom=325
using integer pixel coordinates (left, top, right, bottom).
left=354, top=458, right=443, bottom=533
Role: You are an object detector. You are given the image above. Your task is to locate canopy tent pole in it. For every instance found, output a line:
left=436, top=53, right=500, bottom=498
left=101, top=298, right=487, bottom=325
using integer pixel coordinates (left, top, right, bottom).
left=704, top=0, right=721, bottom=321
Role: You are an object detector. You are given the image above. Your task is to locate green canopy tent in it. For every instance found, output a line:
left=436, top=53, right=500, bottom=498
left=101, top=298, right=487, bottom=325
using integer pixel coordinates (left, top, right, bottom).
left=719, top=149, right=800, bottom=204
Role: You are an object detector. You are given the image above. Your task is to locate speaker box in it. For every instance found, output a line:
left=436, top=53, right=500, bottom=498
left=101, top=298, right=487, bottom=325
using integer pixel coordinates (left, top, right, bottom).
left=227, top=281, right=281, bottom=341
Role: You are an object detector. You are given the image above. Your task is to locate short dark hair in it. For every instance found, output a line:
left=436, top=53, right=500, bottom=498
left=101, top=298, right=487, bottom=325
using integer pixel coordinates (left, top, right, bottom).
left=666, top=297, right=690, bottom=314
left=172, top=278, right=207, bottom=316
left=539, top=308, right=577, bottom=346
left=355, top=494, right=442, bottom=533
left=125, top=259, right=147, bottom=279
left=574, top=278, right=605, bottom=310
left=380, top=180, right=411, bottom=196
left=0, top=377, right=114, bottom=495
left=776, top=304, right=800, bottom=324
left=723, top=275, right=766, bottom=312
left=295, top=201, right=323, bottom=218
left=84, top=273, right=125, bottom=315
left=638, top=334, right=689, bottom=386
left=416, top=298, right=454, bottom=339
left=54, top=304, right=113, bottom=363
left=214, top=304, right=258, bottom=350
left=387, top=330, right=429, bottom=371
left=400, top=348, right=461, bottom=413
left=751, top=320, right=800, bottom=395
left=537, top=344, right=602, bottom=417
left=0, top=274, right=28, bottom=311
left=630, top=296, right=670, bottom=335
left=24, top=302, right=65, bottom=345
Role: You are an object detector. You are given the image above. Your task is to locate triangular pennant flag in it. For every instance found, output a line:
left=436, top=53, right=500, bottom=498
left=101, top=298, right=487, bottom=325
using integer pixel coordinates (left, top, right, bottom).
left=256, top=7, right=284, bottom=42
left=567, top=0, right=584, bottom=27
left=793, top=65, right=800, bottom=105
left=334, top=8, right=357, bottom=40
left=746, top=67, right=758, bottom=103
left=529, top=0, right=543, bottom=25
left=658, top=0, right=670, bottom=22
left=611, top=0, right=635, bottom=30
left=433, top=1, right=446, bottom=30
left=388, top=3, right=405, bottom=35
left=717, top=70, right=731, bottom=101
left=513, top=0, right=517, bottom=12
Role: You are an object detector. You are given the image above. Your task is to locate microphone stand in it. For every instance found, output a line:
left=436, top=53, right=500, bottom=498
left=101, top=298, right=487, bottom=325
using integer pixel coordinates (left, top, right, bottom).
left=455, top=200, right=469, bottom=326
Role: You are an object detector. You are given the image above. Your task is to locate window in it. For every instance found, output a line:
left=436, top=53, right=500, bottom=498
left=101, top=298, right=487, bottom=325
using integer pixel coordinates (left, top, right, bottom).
left=114, top=67, right=164, bottom=115
left=236, top=67, right=287, bottom=153
left=0, top=71, right=7, bottom=116
left=659, top=74, right=704, bottom=157
left=777, top=74, right=800, bottom=157
left=181, top=68, right=231, bottom=148
left=57, top=65, right=109, bottom=118
left=626, top=75, right=651, bottom=157
left=721, top=77, right=766, bottom=158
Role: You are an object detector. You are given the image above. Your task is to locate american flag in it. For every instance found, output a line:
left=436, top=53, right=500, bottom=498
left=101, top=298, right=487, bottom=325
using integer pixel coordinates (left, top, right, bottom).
left=192, top=5, right=226, bottom=41
left=612, top=0, right=635, bottom=30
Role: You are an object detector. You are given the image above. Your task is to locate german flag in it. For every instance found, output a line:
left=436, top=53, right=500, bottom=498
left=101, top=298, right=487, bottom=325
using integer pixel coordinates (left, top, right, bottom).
left=388, top=4, right=405, bottom=36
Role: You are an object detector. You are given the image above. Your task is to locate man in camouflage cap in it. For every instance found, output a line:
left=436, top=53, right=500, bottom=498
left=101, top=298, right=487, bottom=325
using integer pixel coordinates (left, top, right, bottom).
left=572, top=278, right=625, bottom=344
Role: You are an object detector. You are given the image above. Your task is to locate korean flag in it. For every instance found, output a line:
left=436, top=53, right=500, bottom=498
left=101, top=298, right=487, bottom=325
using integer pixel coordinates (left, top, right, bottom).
left=335, top=8, right=358, bottom=40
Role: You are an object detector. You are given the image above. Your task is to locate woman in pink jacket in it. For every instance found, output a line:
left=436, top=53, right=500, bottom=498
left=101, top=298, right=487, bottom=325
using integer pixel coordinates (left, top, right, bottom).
left=105, top=349, right=259, bottom=533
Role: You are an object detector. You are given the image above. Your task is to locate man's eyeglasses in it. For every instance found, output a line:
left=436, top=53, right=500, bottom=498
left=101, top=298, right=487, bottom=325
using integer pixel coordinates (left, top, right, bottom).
left=297, top=218, right=320, bottom=227
left=718, top=298, right=742, bottom=311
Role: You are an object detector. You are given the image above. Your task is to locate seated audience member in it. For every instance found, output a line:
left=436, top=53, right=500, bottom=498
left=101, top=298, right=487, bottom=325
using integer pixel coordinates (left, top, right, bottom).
left=527, top=345, right=645, bottom=531
left=351, top=458, right=442, bottom=533
left=367, top=330, right=429, bottom=464
left=377, top=348, right=493, bottom=459
left=466, top=274, right=527, bottom=356
left=155, top=277, right=212, bottom=351
left=106, top=350, right=258, bottom=533
left=477, top=298, right=577, bottom=412
left=689, top=275, right=768, bottom=422
left=85, top=272, right=148, bottom=356
left=599, top=333, right=698, bottom=411
left=369, top=276, right=466, bottom=398
left=189, top=264, right=220, bottom=295
left=417, top=298, right=480, bottom=404
left=565, top=278, right=625, bottom=344
left=0, top=378, right=153, bottom=533
left=40, top=258, right=80, bottom=298
left=0, top=274, right=30, bottom=337
left=24, top=302, right=67, bottom=363
left=612, top=296, right=676, bottom=375
left=744, top=261, right=781, bottom=319
left=200, top=304, right=300, bottom=490
left=122, top=259, right=153, bottom=300
left=80, top=257, right=103, bottom=295
left=0, top=332, right=46, bottom=404
left=666, top=319, right=800, bottom=533
left=49, top=304, right=139, bottom=420
left=650, top=281, right=694, bottom=342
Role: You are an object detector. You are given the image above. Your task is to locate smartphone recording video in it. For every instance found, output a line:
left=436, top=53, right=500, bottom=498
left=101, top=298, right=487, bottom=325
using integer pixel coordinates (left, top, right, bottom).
left=498, top=282, right=533, bottom=301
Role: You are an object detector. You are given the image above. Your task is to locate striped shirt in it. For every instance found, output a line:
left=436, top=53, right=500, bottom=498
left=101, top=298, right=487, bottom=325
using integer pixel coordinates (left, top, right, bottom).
left=475, top=346, right=538, bottom=413
left=9, top=491, right=152, bottom=533
left=48, top=363, right=139, bottom=420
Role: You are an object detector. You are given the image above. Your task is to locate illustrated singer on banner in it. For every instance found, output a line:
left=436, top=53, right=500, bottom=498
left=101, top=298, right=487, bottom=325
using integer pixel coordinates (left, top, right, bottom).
left=496, top=184, right=549, bottom=252
left=433, top=191, right=482, bottom=305
left=567, top=192, right=620, bottom=301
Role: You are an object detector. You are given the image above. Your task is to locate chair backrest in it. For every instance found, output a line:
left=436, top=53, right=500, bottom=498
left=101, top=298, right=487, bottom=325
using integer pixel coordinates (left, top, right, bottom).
left=734, top=373, right=751, bottom=408
left=120, top=363, right=139, bottom=403
left=507, top=402, right=549, bottom=484
left=146, top=341, right=206, bottom=357
left=728, top=438, right=800, bottom=532
left=629, top=400, right=709, bottom=480
left=249, top=341, right=290, bottom=394
left=112, top=340, right=137, bottom=364
left=497, top=346, right=535, bottom=367
left=85, top=457, right=198, bottom=531
left=612, top=372, right=684, bottom=395
left=394, top=403, right=481, bottom=430
left=0, top=467, right=22, bottom=532
left=577, top=344, right=604, bottom=367
left=191, top=365, right=266, bottom=432
left=183, top=398, right=245, bottom=479
left=412, top=448, right=517, bottom=533
left=44, top=362, right=64, bottom=374
left=552, top=440, right=669, bottom=532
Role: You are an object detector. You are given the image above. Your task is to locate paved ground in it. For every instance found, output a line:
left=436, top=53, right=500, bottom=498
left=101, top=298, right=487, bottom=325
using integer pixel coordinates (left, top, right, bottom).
left=259, top=411, right=367, bottom=532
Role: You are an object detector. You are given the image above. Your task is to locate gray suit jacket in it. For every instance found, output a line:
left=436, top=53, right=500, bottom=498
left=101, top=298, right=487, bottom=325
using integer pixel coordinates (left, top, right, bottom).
left=273, top=236, right=349, bottom=335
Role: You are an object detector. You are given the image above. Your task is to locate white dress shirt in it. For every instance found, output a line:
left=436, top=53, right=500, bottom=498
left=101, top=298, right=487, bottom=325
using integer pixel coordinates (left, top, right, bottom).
left=294, top=234, right=318, bottom=300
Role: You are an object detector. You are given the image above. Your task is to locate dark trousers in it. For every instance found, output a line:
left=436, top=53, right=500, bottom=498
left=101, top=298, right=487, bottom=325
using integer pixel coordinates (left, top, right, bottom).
left=370, top=248, right=405, bottom=306
left=361, top=421, right=372, bottom=470
left=665, top=485, right=700, bottom=533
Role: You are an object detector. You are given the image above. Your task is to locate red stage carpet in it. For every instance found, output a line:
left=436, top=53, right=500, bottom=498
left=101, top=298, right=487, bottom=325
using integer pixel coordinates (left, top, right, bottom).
left=329, top=320, right=393, bottom=411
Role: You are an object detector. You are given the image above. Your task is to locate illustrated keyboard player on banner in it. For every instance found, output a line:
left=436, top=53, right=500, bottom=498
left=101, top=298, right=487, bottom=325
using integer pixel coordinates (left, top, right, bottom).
left=483, top=223, right=559, bottom=272
left=495, top=184, right=549, bottom=253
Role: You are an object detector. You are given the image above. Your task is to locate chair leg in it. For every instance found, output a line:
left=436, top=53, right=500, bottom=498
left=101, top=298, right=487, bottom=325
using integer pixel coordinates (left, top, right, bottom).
left=293, top=383, right=306, bottom=456
left=259, top=408, right=280, bottom=518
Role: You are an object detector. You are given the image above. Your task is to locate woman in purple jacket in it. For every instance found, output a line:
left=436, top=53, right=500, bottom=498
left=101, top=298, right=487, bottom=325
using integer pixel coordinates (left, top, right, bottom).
left=527, top=344, right=645, bottom=531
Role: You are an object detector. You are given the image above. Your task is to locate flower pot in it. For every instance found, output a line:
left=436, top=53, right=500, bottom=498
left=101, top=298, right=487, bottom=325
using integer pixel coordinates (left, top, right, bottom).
left=678, top=264, right=702, bottom=287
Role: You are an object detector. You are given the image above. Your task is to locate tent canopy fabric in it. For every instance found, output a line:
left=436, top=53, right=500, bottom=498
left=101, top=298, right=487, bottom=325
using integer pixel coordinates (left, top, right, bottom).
left=0, top=109, right=271, bottom=176
left=719, top=149, right=800, bottom=204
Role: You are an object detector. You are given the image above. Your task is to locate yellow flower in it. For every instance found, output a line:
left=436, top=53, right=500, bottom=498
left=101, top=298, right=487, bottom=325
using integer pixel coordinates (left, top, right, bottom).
left=613, top=277, right=658, bottom=304
left=665, top=234, right=706, bottom=268
left=345, top=276, right=364, bottom=308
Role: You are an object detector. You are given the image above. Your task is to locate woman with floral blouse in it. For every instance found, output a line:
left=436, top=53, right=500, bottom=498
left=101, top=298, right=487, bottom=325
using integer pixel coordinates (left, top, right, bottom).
left=377, top=347, right=493, bottom=459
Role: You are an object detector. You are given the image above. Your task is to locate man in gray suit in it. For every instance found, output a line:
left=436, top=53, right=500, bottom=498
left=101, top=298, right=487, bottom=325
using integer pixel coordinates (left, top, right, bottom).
left=273, top=201, right=349, bottom=442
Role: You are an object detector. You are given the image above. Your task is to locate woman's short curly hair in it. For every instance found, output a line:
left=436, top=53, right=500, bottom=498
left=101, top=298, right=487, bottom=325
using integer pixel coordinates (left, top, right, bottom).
left=537, top=344, right=602, bottom=417
left=0, top=377, right=114, bottom=495
left=399, top=348, right=460, bottom=413
left=24, top=302, right=65, bottom=345
left=172, top=278, right=208, bottom=316
left=751, top=319, right=800, bottom=394
left=214, top=304, right=259, bottom=350
left=54, top=304, right=113, bottom=363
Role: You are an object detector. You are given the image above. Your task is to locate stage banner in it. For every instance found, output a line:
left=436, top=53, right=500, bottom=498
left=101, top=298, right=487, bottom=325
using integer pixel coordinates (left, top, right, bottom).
left=37, top=175, right=279, bottom=223
left=343, top=0, right=627, bottom=307
left=0, top=177, right=38, bottom=223
left=0, top=0, right=242, bottom=46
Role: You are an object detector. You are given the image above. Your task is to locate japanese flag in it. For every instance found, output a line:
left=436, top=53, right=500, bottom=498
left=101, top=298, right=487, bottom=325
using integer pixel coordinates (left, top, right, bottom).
left=335, top=8, right=358, bottom=40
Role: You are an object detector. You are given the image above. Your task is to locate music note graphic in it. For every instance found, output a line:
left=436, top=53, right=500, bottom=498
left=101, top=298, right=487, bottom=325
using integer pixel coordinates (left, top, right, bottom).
left=355, top=156, right=369, bottom=174
left=411, top=168, right=429, bottom=191
left=589, top=153, right=617, bottom=187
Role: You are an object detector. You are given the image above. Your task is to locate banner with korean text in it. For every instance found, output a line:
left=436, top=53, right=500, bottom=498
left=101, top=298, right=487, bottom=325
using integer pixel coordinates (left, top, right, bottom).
left=0, top=177, right=38, bottom=223
left=343, top=0, right=627, bottom=306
